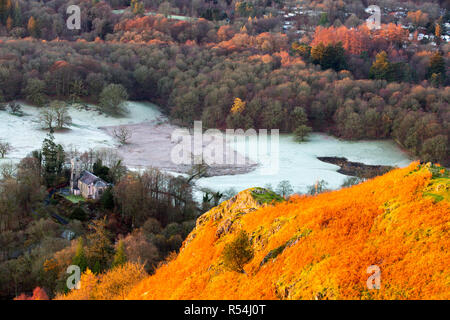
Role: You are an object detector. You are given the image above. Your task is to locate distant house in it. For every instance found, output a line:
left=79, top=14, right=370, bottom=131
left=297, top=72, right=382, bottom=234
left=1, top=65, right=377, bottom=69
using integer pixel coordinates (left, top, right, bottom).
left=70, top=158, right=110, bottom=200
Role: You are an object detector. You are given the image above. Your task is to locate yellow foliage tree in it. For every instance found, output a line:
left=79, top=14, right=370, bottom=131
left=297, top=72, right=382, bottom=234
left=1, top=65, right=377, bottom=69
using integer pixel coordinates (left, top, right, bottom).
left=56, top=263, right=147, bottom=300
left=27, top=16, right=37, bottom=37
left=6, top=16, right=12, bottom=30
left=230, top=98, right=246, bottom=114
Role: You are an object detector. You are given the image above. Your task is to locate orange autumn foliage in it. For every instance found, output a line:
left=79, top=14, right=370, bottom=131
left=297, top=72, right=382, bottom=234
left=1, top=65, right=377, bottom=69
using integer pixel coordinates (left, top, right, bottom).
left=311, top=24, right=409, bottom=55
left=56, top=263, right=147, bottom=300
left=126, top=162, right=449, bottom=300
left=15, top=287, right=49, bottom=300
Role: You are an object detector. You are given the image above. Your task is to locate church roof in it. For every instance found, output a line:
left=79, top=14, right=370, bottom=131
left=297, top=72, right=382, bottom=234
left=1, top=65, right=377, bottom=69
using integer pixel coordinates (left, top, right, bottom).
left=79, top=171, right=108, bottom=187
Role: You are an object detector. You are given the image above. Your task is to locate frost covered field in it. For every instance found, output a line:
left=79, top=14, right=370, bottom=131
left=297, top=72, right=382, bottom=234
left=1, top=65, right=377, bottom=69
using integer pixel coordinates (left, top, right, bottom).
left=0, top=101, right=161, bottom=165
left=196, top=133, right=413, bottom=195
left=0, top=100, right=413, bottom=197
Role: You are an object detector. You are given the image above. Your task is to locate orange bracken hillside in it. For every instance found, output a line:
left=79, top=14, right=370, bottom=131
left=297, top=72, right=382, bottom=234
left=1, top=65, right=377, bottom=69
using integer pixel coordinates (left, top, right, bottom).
left=59, top=162, right=449, bottom=300
left=126, top=162, right=449, bottom=300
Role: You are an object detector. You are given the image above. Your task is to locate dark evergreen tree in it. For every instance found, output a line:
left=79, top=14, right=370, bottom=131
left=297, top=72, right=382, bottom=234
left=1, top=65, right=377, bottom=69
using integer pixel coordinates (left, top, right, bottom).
left=41, top=132, right=65, bottom=186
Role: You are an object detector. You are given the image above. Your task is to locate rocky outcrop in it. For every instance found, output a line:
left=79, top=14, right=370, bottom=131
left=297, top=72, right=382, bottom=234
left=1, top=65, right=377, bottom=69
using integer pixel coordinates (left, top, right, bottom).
left=184, top=188, right=278, bottom=246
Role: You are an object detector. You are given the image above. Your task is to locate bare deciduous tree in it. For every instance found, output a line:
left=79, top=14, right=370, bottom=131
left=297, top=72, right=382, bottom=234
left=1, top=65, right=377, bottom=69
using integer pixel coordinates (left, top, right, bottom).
left=54, top=102, right=72, bottom=129
left=113, top=126, right=132, bottom=145
left=39, top=108, right=55, bottom=131
left=38, top=101, right=72, bottom=131
left=0, top=141, right=12, bottom=158
left=276, top=180, right=294, bottom=198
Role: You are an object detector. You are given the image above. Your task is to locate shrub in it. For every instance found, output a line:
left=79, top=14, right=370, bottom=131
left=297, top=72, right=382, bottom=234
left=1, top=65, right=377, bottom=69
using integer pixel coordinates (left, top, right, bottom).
left=222, top=230, right=254, bottom=273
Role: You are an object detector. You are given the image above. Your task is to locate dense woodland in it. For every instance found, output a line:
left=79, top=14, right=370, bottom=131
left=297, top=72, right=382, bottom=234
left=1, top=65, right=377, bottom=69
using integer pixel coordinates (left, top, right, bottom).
left=0, top=0, right=448, bottom=300
left=0, top=0, right=448, bottom=164
left=0, top=38, right=448, bottom=163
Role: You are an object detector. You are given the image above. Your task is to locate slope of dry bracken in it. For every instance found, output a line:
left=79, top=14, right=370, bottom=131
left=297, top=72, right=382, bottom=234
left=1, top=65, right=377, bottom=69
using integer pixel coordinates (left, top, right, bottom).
left=126, top=162, right=449, bottom=300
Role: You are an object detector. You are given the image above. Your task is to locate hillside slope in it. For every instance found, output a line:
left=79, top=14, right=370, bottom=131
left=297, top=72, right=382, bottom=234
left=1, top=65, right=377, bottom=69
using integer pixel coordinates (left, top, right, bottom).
left=126, top=162, right=449, bottom=300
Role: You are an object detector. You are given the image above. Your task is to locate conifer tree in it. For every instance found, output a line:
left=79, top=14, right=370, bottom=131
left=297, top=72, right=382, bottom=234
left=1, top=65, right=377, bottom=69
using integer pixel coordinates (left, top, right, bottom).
left=112, top=240, right=127, bottom=268
left=87, top=218, right=114, bottom=273
left=27, top=16, right=38, bottom=38
left=72, top=238, right=88, bottom=272
left=41, top=132, right=65, bottom=186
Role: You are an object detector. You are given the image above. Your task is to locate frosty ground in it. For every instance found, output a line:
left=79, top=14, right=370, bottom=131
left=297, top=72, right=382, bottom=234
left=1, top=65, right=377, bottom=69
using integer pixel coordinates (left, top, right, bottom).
left=0, top=101, right=412, bottom=197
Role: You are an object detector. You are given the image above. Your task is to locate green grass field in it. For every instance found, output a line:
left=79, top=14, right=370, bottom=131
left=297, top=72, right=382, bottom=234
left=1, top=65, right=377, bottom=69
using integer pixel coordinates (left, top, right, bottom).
left=64, top=194, right=85, bottom=203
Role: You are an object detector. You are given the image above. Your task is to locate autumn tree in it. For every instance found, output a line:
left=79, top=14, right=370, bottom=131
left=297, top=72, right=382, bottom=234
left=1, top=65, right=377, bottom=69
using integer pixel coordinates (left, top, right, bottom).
left=217, top=25, right=235, bottom=41
left=95, top=262, right=147, bottom=300
left=27, top=16, right=38, bottom=37
left=86, top=218, right=114, bottom=273
left=222, top=230, right=254, bottom=273
left=55, top=268, right=98, bottom=300
left=15, top=287, right=49, bottom=300
left=427, top=52, right=445, bottom=85
left=121, top=229, right=159, bottom=272
left=435, top=23, right=441, bottom=44
left=230, top=98, right=246, bottom=115
left=369, top=51, right=390, bottom=80
left=6, top=15, right=12, bottom=30
left=59, top=262, right=147, bottom=300
left=407, top=10, right=429, bottom=28
left=291, top=42, right=311, bottom=60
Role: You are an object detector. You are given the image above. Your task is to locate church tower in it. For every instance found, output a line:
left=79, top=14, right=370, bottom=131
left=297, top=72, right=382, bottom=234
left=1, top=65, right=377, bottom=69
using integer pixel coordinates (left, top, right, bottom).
left=70, top=157, right=82, bottom=193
